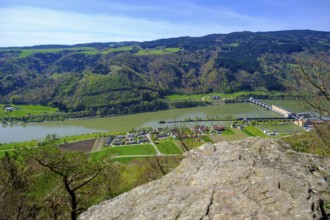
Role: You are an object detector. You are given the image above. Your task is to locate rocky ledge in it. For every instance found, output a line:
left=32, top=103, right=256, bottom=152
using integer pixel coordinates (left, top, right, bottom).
left=80, top=138, right=330, bottom=220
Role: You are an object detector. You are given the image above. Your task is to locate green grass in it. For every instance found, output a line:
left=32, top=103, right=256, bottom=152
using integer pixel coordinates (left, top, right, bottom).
left=175, top=138, right=204, bottom=149
left=256, top=122, right=305, bottom=136
left=0, top=46, right=181, bottom=58
left=111, top=144, right=156, bottom=155
left=0, top=140, right=38, bottom=158
left=166, top=94, right=206, bottom=101
left=113, top=157, right=150, bottom=163
left=201, top=135, right=214, bottom=143
left=136, top=47, right=180, bottom=55
left=102, top=46, right=133, bottom=54
left=222, top=129, right=235, bottom=135
left=57, top=132, right=114, bottom=144
left=15, top=47, right=96, bottom=58
left=209, top=128, right=249, bottom=142
left=227, top=43, right=239, bottom=47
left=156, top=139, right=182, bottom=154
left=89, top=144, right=156, bottom=161
left=166, top=91, right=268, bottom=102
left=0, top=104, right=58, bottom=117
left=243, top=126, right=268, bottom=137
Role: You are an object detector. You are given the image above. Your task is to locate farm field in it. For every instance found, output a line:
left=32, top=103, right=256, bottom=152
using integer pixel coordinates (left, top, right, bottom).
left=209, top=128, right=249, bottom=142
left=58, top=138, right=96, bottom=153
left=256, top=123, right=305, bottom=136
left=0, top=104, right=58, bottom=117
left=156, top=139, right=182, bottom=154
left=201, top=135, right=214, bottom=143
left=89, top=144, right=156, bottom=161
left=111, top=144, right=156, bottom=155
left=243, top=126, right=268, bottom=137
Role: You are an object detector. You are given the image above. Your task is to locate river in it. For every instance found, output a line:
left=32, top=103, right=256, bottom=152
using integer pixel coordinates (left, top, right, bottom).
left=0, top=101, right=307, bottom=143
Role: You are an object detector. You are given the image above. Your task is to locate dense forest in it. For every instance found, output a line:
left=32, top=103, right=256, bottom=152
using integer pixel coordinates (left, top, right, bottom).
left=0, top=30, right=329, bottom=116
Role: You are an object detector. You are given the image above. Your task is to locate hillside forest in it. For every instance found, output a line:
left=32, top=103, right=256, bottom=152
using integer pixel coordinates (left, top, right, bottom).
left=1, top=30, right=330, bottom=118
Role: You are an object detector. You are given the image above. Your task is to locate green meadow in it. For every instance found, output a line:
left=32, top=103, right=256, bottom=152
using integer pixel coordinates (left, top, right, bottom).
left=166, top=91, right=268, bottom=101
left=156, top=139, right=182, bottom=154
left=0, top=104, right=58, bottom=117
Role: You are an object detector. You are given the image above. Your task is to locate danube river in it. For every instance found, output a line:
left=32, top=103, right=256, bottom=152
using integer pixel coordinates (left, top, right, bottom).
left=0, top=100, right=306, bottom=143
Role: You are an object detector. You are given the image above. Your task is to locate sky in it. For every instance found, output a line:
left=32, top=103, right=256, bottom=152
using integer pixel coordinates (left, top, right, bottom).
left=1, top=0, right=330, bottom=47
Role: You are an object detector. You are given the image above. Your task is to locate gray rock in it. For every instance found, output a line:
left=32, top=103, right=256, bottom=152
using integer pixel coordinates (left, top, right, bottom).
left=80, top=137, right=330, bottom=220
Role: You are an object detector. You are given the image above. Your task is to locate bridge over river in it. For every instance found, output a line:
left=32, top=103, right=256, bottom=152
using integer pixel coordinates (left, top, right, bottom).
left=249, top=97, right=299, bottom=119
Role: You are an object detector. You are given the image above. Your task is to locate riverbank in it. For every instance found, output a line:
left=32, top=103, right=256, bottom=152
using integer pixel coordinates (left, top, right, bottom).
left=0, top=101, right=308, bottom=143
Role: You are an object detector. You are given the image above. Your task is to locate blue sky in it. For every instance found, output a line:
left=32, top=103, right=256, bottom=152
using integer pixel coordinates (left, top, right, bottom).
left=1, top=0, right=330, bottom=47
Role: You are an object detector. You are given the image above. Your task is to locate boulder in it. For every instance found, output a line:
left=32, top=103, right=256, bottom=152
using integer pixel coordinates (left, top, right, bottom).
left=80, top=138, right=330, bottom=220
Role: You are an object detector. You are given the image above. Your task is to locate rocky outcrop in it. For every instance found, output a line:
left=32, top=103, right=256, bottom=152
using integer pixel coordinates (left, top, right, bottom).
left=80, top=138, right=330, bottom=220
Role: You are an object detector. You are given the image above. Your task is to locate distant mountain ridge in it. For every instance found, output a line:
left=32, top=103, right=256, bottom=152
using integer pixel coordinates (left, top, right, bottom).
left=0, top=30, right=329, bottom=115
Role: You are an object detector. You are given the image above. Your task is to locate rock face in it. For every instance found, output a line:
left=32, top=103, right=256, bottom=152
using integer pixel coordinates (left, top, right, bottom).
left=80, top=138, right=330, bottom=220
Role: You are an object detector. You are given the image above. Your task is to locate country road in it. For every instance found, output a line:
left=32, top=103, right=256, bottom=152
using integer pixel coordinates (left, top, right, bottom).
left=146, top=133, right=163, bottom=156
left=91, top=138, right=105, bottom=152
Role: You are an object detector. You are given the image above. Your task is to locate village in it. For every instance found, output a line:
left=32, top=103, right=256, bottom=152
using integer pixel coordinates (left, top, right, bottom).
left=104, top=124, right=227, bottom=147
left=102, top=98, right=330, bottom=148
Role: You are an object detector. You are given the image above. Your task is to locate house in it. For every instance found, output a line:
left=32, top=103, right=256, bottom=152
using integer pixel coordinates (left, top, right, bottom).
left=113, top=140, right=124, bottom=145
left=137, top=138, right=149, bottom=144
left=156, top=133, right=170, bottom=139
left=191, top=126, right=200, bottom=133
left=200, top=126, right=209, bottom=133
left=5, top=106, right=14, bottom=111
left=126, top=140, right=137, bottom=145
left=126, top=133, right=135, bottom=138
left=212, top=125, right=225, bottom=132
left=116, top=135, right=124, bottom=140
left=294, top=118, right=305, bottom=127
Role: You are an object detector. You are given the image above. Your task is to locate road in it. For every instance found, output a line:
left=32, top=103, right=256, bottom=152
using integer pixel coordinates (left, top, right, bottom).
left=146, top=133, right=163, bottom=156
left=91, top=138, right=105, bottom=152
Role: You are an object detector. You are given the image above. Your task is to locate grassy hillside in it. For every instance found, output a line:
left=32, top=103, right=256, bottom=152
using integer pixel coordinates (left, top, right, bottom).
left=0, top=30, right=329, bottom=117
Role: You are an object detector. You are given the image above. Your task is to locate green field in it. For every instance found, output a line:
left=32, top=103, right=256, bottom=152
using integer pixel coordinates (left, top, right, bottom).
left=89, top=144, right=156, bottom=161
left=9, top=47, right=96, bottom=58
left=111, top=144, right=156, bottom=155
left=257, top=123, right=305, bottom=136
left=222, top=129, right=236, bottom=135
left=0, top=45, right=182, bottom=58
left=201, top=135, right=214, bottom=143
left=175, top=138, right=204, bottom=149
left=243, top=126, right=268, bottom=137
left=102, top=46, right=133, bottom=54
left=113, top=156, right=151, bottom=163
left=166, top=91, right=268, bottom=101
left=137, top=47, right=180, bottom=55
left=0, top=140, right=38, bottom=158
left=209, top=128, right=249, bottom=142
left=57, top=132, right=122, bottom=144
left=0, top=104, right=58, bottom=117
left=156, top=139, right=182, bottom=154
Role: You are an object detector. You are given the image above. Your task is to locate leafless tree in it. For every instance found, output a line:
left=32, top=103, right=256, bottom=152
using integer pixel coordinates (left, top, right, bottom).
left=291, top=54, right=330, bottom=148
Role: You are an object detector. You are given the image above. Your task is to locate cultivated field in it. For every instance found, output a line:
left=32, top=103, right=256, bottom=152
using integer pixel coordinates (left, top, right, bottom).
left=58, top=139, right=96, bottom=153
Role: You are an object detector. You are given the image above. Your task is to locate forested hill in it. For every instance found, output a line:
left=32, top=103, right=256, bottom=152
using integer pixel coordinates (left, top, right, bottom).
left=0, top=30, right=329, bottom=114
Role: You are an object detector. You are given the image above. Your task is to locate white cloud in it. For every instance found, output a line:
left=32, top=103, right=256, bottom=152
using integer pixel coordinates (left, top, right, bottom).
left=0, top=6, right=180, bottom=46
left=0, top=5, right=290, bottom=47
